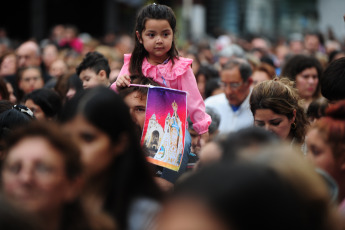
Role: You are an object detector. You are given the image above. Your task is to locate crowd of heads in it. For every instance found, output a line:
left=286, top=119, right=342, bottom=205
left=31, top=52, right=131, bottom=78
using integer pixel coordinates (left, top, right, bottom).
left=0, top=2, right=345, bottom=230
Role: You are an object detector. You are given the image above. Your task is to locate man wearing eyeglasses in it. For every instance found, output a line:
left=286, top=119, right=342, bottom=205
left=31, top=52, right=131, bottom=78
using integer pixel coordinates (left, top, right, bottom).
left=205, top=59, right=254, bottom=135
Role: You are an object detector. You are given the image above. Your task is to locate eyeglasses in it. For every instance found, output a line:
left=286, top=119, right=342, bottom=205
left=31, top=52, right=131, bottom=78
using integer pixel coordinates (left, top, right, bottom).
left=220, top=81, right=243, bottom=89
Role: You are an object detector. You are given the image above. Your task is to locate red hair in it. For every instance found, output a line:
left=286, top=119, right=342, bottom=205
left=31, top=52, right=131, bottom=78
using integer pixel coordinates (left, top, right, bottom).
left=312, top=100, right=345, bottom=158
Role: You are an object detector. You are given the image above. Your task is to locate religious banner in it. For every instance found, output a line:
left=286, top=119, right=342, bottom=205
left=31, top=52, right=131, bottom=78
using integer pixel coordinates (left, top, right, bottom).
left=141, top=86, right=187, bottom=171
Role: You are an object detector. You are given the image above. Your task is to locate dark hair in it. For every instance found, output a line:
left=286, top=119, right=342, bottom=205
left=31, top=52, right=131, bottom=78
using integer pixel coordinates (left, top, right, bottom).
left=205, top=78, right=222, bottom=99
left=117, top=75, right=160, bottom=99
left=219, top=126, right=280, bottom=161
left=173, top=161, right=336, bottom=230
left=0, top=78, right=9, bottom=100
left=306, top=97, right=329, bottom=120
left=223, top=59, right=253, bottom=82
left=76, top=51, right=110, bottom=78
left=280, top=54, right=323, bottom=98
left=0, top=106, right=33, bottom=141
left=23, top=88, right=62, bottom=119
left=59, top=86, right=161, bottom=230
left=250, top=78, right=309, bottom=143
left=129, top=3, right=179, bottom=76
left=0, top=100, right=13, bottom=114
left=321, top=57, right=345, bottom=101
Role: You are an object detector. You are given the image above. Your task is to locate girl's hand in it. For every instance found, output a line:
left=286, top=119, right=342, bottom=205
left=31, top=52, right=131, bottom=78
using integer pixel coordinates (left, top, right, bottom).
left=116, top=74, right=131, bottom=88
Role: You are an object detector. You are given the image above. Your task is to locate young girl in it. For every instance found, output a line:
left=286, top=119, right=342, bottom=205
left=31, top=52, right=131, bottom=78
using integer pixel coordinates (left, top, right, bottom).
left=111, top=3, right=211, bottom=142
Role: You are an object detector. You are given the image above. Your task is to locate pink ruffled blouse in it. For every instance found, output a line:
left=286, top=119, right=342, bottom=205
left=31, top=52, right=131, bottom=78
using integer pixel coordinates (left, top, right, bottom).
left=111, top=54, right=211, bottom=134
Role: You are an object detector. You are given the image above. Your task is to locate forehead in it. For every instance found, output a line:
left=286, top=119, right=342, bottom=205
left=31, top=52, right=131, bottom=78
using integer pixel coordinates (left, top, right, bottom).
left=124, top=91, right=147, bottom=107
left=254, top=109, right=286, bottom=120
left=80, top=68, right=98, bottom=77
left=7, top=137, right=62, bottom=161
left=22, top=68, right=41, bottom=77
left=143, top=19, right=172, bottom=31
left=220, top=67, right=242, bottom=82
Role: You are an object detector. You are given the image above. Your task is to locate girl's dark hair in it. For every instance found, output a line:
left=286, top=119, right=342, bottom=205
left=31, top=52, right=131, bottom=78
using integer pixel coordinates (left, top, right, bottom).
left=23, top=88, right=62, bottom=119
left=59, top=86, right=161, bottom=230
left=250, top=78, right=309, bottom=143
left=130, top=4, right=179, bottom=76
left=0, top=78, right=9, bottom=100
left=280, top=54, right=323, bottom=99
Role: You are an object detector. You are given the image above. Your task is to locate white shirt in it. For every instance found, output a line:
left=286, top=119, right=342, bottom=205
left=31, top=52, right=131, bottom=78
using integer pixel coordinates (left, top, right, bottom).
left=205, top=93, right=254, bottom=135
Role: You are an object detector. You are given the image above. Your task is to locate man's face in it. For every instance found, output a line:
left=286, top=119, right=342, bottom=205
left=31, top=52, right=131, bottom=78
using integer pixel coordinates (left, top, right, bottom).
left=220, top=67, right=251, bottom=107
left=124, top=91, right=147, bottom=129
left=16, top=44, right=41, bottom=68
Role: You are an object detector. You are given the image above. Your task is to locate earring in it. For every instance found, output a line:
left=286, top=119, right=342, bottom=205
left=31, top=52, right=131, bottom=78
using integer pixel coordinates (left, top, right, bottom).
left=291, top=122, right=297, bottom=130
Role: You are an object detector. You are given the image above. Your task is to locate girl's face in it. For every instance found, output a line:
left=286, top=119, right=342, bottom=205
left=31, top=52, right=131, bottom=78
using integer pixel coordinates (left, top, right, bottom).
left=254, top=109, right=295, bottom=140
left=306, top=128, right=337, bottom=178
left=63, top=114, right=116, bottom=178
left=137, top=19, right=173, bottom=64
left=295, top=67, right=318, bottom=99
left=2, top=137, right=73, bottom=215
left=25, top=99, right=46, bottom=121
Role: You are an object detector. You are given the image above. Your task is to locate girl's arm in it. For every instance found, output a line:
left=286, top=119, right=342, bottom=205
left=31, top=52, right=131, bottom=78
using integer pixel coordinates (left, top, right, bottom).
left=110, top=58, right=131, bottom=91
left=180, top=67, right=211, bottom=135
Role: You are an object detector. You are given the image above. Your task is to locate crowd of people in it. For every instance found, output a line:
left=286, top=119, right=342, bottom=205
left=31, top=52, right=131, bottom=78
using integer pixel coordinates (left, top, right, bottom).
left=0, top=3, right=345, bottom=230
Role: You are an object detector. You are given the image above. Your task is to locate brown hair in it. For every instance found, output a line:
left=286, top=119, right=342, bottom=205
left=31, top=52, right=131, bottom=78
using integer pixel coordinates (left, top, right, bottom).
left=250, top=78, right=309, bottom=143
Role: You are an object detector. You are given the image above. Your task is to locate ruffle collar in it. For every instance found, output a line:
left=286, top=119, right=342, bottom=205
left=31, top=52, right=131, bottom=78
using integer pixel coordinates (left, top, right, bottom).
left=124, top=54, right=193, bottom=80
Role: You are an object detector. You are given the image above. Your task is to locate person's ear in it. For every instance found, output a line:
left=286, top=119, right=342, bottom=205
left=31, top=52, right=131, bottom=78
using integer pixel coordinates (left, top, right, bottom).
left=246, top=77, right=253, bottom=86
left=291, top=109, right=297, bottom=124
left=136, top=31, right=142, bottom=44
left=98, top=70, right=107, bottom=80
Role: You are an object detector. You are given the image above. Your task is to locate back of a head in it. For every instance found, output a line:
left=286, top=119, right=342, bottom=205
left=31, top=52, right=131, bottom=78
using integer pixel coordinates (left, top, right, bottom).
left=321, top=57, right=345, bottom=101
left=0, top=105, right=33, bottom=140
left=173, top=152, right=340, bottom=230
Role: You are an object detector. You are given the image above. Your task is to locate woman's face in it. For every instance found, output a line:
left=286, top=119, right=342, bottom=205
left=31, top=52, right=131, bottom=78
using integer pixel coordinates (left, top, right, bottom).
left=2, top=137, right=72, bottom=215
left=306, top=128, right=337, bottom=178
left=295, top=67, right=318, bottom=99
left=25, top=99, right=46, bottom=121
left=251, top=71, right=270, bottom=87
left=63, top=114, right=115, bottom=178
left=254, top=109, right=295, bottom=140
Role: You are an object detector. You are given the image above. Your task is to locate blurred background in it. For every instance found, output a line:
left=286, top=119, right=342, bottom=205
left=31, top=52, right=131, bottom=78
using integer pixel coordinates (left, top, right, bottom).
left=0, top=0, right=344, bottom=46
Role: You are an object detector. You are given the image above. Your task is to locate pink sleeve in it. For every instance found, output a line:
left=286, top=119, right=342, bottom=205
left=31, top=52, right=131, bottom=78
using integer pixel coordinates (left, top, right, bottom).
left=110, top=55, right=131, bottom=92
left=181, top=68, right=211, bottom=134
